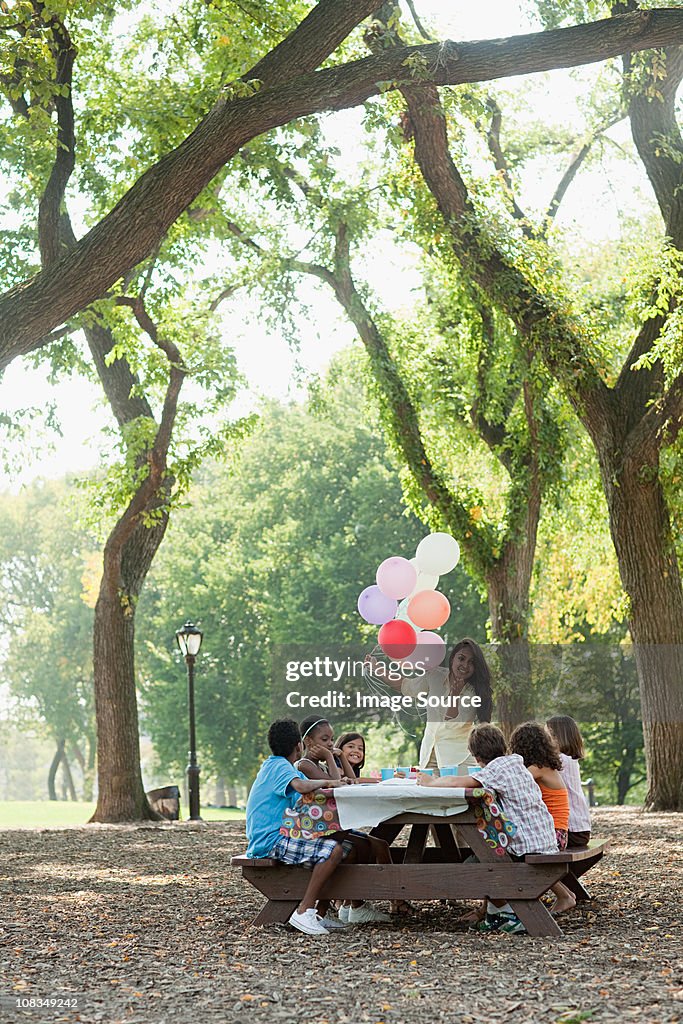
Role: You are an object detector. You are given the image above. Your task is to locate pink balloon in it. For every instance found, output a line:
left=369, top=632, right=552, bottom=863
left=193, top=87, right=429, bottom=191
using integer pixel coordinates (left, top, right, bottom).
left=378, top=619, right=417, bottom=660
left=407, top=590, right=451, bottom=630
left=403, top=631, right=446, bottom=670
left=376, top=556, right=417, bottom=600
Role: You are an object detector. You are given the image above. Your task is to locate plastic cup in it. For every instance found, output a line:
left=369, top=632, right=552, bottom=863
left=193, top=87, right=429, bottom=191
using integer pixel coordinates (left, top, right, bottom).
left=440, top=766, right=458, bottom=776
left=380, top=768, right=394, bottom=780
left=396, top=766, right=410, bottom=775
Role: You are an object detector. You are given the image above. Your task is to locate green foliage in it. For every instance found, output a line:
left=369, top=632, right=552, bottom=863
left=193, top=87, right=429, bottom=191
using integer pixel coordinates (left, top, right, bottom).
left=137, top=373, right=486, bottom=781
left=0, top=478, right=96, bottom=772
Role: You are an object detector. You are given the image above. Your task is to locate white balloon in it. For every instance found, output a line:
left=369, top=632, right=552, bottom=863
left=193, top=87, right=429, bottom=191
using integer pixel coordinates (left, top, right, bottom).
left=409, top=571, right=439, bottom=596
left=396, top=597, right=420, bottom=629
left=416, top=533, right=461, bottom=575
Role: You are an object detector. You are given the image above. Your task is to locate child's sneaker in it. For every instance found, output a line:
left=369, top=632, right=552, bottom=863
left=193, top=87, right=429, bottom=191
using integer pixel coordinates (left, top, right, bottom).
left=476, top=912, right=503, bottom=933
left=348, top=904, right=392, bottom=924
left=337, top=904, right=350, bottom=924
left=320, top=912, right=347, bottom=930
left=289, top=908, right=329, bottom=935
left=497, top=911, right=526, bottom=934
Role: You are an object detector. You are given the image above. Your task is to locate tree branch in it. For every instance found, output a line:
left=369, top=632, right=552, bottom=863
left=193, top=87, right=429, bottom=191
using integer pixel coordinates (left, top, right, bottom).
left=469, top=304, right=520, bottom=472
left=329, top=223, right=493, bottom=566
left=613, top=45, right=683, bottom=423
left=404, top=0, right=433, bottom=41
left=37, top=13, right=77, bottom=267
left=543, top=107, right=625, bottom=223
left=485, top=98, right=531, bottom=232
left=624, top=366, right=683, bottom=461
left=3, top=7, right=683, bottom=368
left=625, top=45, right=683, bottom=240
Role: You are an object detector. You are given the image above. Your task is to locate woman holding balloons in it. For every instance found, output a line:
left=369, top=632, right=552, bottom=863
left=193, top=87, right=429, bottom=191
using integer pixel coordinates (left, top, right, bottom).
left=365, top=638, right=493, bottom=770
left=401, top=638, right=493, bottom=770
left=359, top=533, right=493, bottom=771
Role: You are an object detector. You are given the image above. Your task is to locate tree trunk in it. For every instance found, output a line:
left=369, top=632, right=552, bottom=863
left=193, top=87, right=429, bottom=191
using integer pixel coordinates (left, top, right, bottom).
left=599, top=447, right=683, bottom=811
left=84, top=731, right=96, bottom=802
left=487, top=566, right=535, bottom=735
left=48, top=739, right=65, bottom=800
left=90, top=515, right=168, bottom=823
left=485, top=456, right=541, bottom=733
left=227, top=782, right=238, bottom=807
left=61, top=753, right=77, bottom=802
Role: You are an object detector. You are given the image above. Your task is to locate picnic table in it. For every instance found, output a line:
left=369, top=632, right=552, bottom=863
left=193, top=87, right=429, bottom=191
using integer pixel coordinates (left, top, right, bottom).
left=232, top=781, right=608, bottom=937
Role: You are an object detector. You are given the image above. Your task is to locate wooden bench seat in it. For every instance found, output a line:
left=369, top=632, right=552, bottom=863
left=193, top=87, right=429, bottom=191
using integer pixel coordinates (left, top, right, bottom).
left=524, top=839, right=609, bottom=901
left=524, top=838, right=609, bottom=863
left=231, top=855, right=278, bottom=868
left=231, top=823, right=609, bottom=935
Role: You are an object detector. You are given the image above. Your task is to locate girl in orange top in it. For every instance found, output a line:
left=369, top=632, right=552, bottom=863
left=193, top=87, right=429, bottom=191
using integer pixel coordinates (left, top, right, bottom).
left=510, top=722, right=575, bottom=915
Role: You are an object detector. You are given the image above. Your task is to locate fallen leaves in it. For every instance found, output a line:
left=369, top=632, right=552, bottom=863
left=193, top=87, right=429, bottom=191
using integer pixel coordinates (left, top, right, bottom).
left=0, top=809, right=681, bottom=1024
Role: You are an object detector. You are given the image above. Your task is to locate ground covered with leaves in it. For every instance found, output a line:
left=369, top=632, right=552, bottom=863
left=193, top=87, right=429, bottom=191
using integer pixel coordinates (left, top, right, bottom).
left=0, top=809, right=681, bottom=1024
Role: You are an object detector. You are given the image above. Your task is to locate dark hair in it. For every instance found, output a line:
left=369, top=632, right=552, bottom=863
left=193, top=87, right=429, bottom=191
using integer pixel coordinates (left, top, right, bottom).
left=336, top=732, right=365, bottom=774
left=299, top=715, right=330, bottom=745
left=268, top=718, right=301, bottom=758
left=546, top=716, right=585, bottom=760
left=510, top=722, right=562, bottom=771
left=468, top=723, right=507, bottom=764
left=448, top=638, right=493, bottom=722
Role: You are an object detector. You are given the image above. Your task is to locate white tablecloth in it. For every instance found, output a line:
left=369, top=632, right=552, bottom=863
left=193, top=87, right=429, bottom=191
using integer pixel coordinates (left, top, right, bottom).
left=332, top=781, right=469, bottom=830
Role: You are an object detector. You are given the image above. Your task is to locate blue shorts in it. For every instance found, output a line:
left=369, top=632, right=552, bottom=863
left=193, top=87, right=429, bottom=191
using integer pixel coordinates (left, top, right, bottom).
left=271, top=834, right=354, bottom=868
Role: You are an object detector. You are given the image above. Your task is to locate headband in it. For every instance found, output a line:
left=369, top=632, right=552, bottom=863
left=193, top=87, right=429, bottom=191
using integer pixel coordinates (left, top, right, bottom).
left=301, top=718, right=328, bottom=740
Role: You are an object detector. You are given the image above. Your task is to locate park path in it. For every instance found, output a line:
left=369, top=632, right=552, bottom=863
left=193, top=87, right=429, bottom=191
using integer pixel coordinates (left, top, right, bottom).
left=0, top=809, right=681, bottom=1024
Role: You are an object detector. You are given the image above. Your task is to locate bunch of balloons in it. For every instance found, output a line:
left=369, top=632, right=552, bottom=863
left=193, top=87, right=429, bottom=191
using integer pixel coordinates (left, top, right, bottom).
left=357, top=532, right=461, bottom=667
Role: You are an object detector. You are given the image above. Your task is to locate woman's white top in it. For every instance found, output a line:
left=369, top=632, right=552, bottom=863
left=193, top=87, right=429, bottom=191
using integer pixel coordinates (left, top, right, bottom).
left=401, top=666, right=479, bottom=769
left=559, top=752, right=592, bottom=831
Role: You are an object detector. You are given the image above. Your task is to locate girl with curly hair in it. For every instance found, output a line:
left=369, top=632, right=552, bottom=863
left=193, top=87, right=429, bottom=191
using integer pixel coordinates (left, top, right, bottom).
left=509, top=721, right=575, bottom=915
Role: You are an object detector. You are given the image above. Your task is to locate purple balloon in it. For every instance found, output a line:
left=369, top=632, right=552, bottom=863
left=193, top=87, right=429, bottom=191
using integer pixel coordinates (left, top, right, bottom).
left=357, top=585, right=398, bottom=625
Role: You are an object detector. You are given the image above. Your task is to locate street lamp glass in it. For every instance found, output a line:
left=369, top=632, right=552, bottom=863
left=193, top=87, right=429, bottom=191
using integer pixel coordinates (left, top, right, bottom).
left=176, top=621, right=203, bottom=657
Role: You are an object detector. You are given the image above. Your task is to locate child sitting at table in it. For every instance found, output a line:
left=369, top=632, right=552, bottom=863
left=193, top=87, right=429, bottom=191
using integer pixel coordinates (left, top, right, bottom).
left=545, top=715, right=592, bottom=849
left=246, top=717, right=351, bottom=935
left=298, top=717, right=392, bottom=924
left=510, top=721, right=575, bottom=915
left=297, top=716, right=354, bottom=782
left=417, top=723, right=557, bottom=934
left=334, top=732, right=365, bottom=781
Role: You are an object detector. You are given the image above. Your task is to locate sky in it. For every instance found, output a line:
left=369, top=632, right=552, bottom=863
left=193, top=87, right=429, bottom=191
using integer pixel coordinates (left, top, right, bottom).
left=0, top=0, right=656, bottom=491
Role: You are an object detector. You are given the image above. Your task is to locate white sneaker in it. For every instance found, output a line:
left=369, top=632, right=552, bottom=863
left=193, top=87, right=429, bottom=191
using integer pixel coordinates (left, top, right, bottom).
left=289, top=908, right=329, bottom=935
left=337, top=904, right=350, bottom=924
left=348, top=904, right=392, bottom=924
left=320, top=912, right=348, bottom=930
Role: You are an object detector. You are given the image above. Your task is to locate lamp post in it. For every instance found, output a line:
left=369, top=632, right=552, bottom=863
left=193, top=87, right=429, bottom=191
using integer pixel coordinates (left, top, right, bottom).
left=175, top=620, right=203, bottom=821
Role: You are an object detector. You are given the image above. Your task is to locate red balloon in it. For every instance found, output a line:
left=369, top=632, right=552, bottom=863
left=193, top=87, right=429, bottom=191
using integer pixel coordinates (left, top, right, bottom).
left=378, top=619, right=417, bottom=660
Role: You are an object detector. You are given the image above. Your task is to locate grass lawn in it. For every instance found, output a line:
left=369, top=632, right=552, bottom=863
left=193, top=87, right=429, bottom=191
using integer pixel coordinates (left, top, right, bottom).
left=0, top=800, right=245, bottom=828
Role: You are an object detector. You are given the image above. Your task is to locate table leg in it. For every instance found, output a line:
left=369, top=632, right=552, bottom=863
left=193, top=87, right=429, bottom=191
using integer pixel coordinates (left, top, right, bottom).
left=370, top=823, right=404, bottom=845
left=562, top=872, right=590, bottom=901
left=251, top=899, right=298, bottom=927
left=430, top=823, right=462, bottom=862
left=563, top=852, right=604, bottom=901
left=404, top=824, right=429, bottom=863
left=455, top=822, right=564, bottom=937
left=508, top=898, right=562, bottom=938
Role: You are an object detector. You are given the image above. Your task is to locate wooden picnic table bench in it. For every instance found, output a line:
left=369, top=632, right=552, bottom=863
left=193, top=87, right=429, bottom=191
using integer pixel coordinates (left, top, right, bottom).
left=231, top=805, right=609, bottom=937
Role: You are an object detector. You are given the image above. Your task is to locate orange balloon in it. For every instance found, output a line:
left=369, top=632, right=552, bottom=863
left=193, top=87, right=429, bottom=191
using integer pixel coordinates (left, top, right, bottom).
left=407, top=590, right=450, bottom=630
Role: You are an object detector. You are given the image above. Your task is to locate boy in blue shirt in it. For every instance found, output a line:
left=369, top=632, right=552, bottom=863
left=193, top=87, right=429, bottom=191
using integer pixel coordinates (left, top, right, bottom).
left=246, top=718, right=350, bottom=935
